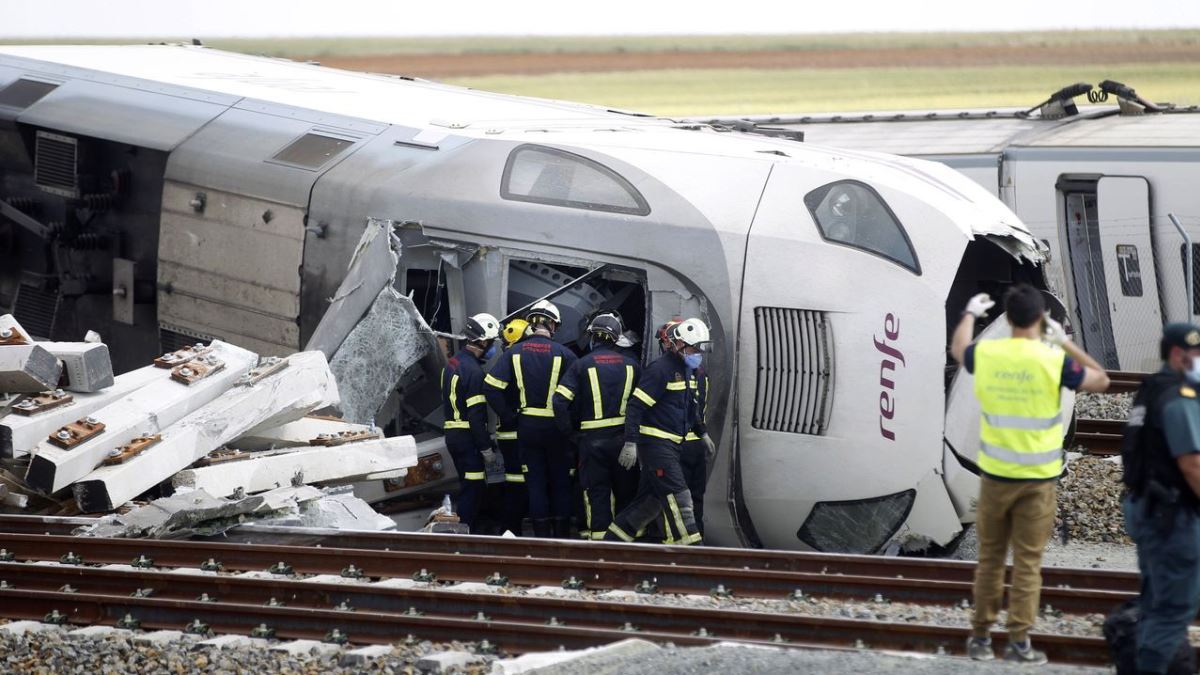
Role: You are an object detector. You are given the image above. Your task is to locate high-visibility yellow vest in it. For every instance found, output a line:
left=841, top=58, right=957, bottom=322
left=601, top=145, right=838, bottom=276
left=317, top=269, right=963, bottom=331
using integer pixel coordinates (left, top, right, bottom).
left=973, top=338, right=1065, bottom=480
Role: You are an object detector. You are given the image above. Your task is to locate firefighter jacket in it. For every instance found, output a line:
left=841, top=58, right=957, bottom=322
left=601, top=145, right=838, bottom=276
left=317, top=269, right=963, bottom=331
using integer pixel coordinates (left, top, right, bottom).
left=441, top=347, right=491, bottom=450
left=624, top=351, right=696, bottom=445
left=485, top=334, right=578, bottom=426
left=552, top=345, right=641, bottom=435
left=685, top=366, right=709, bottom=441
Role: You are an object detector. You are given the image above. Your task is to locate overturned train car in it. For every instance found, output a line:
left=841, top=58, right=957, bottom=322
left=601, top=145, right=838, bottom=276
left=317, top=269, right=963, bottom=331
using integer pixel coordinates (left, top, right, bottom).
left=0, top=45, right=1049, bottom=552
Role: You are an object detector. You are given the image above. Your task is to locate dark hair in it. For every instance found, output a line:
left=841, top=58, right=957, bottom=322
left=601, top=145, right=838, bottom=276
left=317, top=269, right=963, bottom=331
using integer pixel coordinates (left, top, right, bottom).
left=1004, top=284, right=1045, bottom=329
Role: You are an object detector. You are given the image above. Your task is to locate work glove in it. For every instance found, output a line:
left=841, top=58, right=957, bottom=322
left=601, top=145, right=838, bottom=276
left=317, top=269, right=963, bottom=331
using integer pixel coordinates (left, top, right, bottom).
left=701, top=434, right=717, bottom=461
left=480, top=447, right=501, bottom=473
left=618, top=442, right=638, bottom=470
left=964, top=293, right=995, bottom=318
left=1042, top=313, right=1067, bottom=346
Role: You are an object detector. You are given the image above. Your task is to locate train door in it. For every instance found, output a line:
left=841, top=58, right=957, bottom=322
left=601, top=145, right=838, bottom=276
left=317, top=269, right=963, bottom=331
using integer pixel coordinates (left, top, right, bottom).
left=1060, top=179, right=1119, bottom=369
left=1096, top=176, right=1161, bottom=371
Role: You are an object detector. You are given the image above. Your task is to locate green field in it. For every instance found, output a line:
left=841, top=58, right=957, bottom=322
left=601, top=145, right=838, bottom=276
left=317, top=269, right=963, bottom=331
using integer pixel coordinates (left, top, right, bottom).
left=444, top=63, right=1200, bottom=117
left=5, top=29, right=1200, bottom=56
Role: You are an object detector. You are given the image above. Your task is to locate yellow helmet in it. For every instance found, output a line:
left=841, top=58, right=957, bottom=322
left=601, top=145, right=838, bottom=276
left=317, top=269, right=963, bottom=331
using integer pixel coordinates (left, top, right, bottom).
left=503, top=318, right=530, bottom=346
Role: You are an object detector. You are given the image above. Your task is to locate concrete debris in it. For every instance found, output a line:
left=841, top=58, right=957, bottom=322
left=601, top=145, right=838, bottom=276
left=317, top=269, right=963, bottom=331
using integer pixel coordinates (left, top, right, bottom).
left=329, top=286, right=437, bottom=425
left=77, top=485, right=323, bottom=538
left=489, top=638, right=659, bottom=674
left=257, top=484, right=397, bottom=531
left=172, top=436, right=416, bottom=498
left=226, top=415, right=381, bottom=452
left=25, top=340, right=258, bottom=494
left=71, top=350, right=339, bottom=512
left=39, top=341, right=114, bottom=392
left=0, top=344, right=61, bottom=394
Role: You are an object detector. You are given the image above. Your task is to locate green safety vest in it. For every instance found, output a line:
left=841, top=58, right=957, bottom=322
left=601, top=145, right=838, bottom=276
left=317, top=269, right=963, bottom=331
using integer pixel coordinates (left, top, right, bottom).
left=973, top=338, right=1065, bottom=480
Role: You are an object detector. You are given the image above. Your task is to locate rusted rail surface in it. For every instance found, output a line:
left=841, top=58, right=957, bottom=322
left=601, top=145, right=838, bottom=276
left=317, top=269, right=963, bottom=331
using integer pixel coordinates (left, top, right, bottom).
left=0, top=565, right=1126, bottom=665
left=0, top=526, right=1140, bottom=594
left=1074, top=418, right=1124, bottom=456
left=1105, top=370, right=1147, bottom=395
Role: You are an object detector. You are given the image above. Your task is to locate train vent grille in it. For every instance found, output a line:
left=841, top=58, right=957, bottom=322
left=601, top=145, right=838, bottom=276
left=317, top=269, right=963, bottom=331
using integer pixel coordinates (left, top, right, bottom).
left=752, top=307, right=834, bottom=435
left=13, top=281, right=60, bottom=339
left=159, top=323, right=217, bottom=354
left=34, top=131, right=78, bottom=198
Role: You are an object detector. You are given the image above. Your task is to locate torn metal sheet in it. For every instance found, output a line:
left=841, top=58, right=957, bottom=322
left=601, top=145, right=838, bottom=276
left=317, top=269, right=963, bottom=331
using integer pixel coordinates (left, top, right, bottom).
left=24, top=340, right=258, bottom=494
left=305, top=218, right=400, bottom=359
left=329, top=287, right=438, bottom=425
left=1, top=365, right=164, bottom=458
left=171, top=435, right=418, bottom=498
left=71, top=350, right=339, bottom=512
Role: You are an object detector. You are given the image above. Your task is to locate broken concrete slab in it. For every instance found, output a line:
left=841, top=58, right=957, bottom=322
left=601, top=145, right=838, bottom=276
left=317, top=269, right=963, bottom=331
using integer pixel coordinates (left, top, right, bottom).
left=0, top=344, right=61, bottom=394
left=77, top=488, right=268, bottom=538
left=2, top=364, right=164, bottom=458
left=0, top=621, right=64, bottom=637
left=195, top=634, right=268, bottom=651
left=416, top=650, right=477, bottom=673
left=329, top=287, right=436, bottom=425
left=172, top=436, right=417, bottom=498
left=72, top=351, right=338, bottom=512
left=488, top=639, right=660, bottom=675
left=0, top=314, right=31, bottom=344
left=260, top=487, right=397, bottom=531
left=39, top=341, right=114, bottom=392
left=340, top=644, right=394, bottom=667
left=133, top=630, right=198, bottom=646
left=25, top=340, right=257, bottom=494
left=306, top=218, right=400, bottom=360
left=227, top=416, right=381, bottom=452
left=269, top=640, right=342, bottom=657
left=67, top=625, right=131, bottom=641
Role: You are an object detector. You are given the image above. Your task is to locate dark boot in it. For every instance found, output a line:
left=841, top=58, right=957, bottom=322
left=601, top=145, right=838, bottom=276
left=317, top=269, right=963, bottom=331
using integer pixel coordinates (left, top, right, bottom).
left=531, top=518, right=553, bottom=538
left=551, top=516, right=572, bottom=539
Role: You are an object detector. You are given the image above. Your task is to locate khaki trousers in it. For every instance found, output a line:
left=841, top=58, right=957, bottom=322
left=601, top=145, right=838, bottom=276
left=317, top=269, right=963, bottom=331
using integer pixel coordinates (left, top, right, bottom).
left=971, top=475, right=1057, bottom=642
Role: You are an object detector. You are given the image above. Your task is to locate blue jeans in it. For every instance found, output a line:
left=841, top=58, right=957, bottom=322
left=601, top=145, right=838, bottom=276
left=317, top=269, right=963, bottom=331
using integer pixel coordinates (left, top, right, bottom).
left=1123, top=493, right=1200, bottom=673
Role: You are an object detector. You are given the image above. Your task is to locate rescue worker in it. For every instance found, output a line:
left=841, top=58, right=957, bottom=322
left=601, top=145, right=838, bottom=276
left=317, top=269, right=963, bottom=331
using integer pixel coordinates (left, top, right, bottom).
left=605, top=317, right=710, bottom=546
left=950, top=284, right=1109, bottom=664
left=496, top=318, right=531, bottom=535
left=440, top=312, right=502, bottom=532
left=1121, top=323, right=1200, bottom=674
left=680, top=360, right=716, bottom=539
left=552, top=313, right=641, bottom=540
left=615, top=330, right=641, bottom=362
left=485, top=300, right=578, bottom=538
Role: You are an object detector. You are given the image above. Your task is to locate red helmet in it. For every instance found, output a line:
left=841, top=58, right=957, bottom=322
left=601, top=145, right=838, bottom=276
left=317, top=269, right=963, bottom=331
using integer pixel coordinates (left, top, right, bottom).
left=656, top=318, right=683, bottom=351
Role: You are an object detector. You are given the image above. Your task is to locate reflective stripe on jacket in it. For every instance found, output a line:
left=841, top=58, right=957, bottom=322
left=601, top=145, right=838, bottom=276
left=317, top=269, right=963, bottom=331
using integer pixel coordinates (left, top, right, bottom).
left=624, top=351, right=695, bottom=445
left=484, top=334, right=578, bottom=422
left=553, top=346, right=641, bottom=433
left=973, top=338, right=1066, bottom=480
left=441, top=347, right=490, bottom=450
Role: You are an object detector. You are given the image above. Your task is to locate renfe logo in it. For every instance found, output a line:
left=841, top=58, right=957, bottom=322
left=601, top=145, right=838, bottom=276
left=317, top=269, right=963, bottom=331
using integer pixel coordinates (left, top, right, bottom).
left=875, top=313, right=904, bottom=441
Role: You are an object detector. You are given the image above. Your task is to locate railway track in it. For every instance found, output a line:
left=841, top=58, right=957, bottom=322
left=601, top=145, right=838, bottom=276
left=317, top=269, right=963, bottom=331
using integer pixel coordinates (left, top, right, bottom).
left=0, top=521, right=1165, bottom=666
left=1074, top=418, right=1124, bottom=456
left=1104, top=370, right=1147, bottom=395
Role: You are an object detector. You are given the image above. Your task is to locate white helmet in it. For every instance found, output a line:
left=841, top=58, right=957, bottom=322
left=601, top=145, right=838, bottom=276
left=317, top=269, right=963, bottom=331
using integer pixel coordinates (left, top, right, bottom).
left=464, top=312, right=500, bottom=342
left=526, top=299, right=561, bottom=324
left=671, top=318, right=711, bottom=348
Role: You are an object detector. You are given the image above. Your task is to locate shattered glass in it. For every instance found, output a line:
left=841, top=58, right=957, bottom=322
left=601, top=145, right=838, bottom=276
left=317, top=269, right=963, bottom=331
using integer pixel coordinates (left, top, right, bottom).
left=796, top=489, right=916, bottom=554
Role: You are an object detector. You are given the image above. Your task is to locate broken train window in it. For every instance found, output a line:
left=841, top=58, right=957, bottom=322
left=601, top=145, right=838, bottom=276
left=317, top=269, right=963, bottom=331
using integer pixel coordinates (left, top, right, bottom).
left=804, top=180, right=919, bottom=274
left=501, top=144, right=650, bottom=216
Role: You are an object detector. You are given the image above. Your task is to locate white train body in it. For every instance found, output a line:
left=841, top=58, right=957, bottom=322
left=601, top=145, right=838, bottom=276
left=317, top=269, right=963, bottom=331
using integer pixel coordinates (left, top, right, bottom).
left=0, top=45, right=1049, bottom=552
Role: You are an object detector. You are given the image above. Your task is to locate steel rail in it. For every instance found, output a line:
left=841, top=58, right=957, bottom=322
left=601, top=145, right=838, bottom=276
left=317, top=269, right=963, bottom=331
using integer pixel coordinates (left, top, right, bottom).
left=1104, top=370, right=1148, bottom=395
left=0, top=533, right=1141, bottom=602
left=1074, top=418, right=1124, bottom=456
left=0, top=518, right=1140, bottom=593
left=0, top=583, right=1123, bottom=665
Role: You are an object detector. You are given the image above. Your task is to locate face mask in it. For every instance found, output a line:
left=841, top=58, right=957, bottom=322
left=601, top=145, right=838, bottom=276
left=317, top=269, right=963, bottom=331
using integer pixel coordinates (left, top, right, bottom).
left=483, top=343, right=497, bottom=360
left=683, top=352, right=703, bottom=370
left=1187, top=356, right=1200, bottom=384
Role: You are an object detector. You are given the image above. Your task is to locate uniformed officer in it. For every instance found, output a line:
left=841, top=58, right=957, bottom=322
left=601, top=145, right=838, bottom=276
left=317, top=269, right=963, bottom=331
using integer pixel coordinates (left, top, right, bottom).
left=950, top=284, right=1109, bottom=664
left=440, top=312, right=501, bottom=532
left=605, top=317, right=710, bottom=546
left=496, top=317, right=530, bottom=535
left=552, top=313, right=641, bottom=540
left=1121, top=322, right=1200, bottom=674
left=485, top=300, right=578, bottom=538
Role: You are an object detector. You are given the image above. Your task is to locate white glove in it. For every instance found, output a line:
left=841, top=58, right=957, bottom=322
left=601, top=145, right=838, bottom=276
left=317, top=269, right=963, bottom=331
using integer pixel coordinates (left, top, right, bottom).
left=701, top=434, right=717, bottom=461
left=1042, top=313, right=1067, bottom=346
left=480, top=448, right=500, bottom=472
left=618, top=442, right=638, bottom=470
left=964, top=293, right=995, bottom=318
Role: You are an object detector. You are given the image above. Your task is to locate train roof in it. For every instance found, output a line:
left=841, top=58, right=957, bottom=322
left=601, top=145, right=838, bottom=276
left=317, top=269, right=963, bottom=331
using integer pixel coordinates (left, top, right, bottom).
left=697, top=105, right=1200, bottom=156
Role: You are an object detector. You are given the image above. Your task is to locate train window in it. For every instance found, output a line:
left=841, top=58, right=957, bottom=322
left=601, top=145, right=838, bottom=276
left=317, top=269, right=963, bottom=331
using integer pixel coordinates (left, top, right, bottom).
left=270, top=132, right=354, bottom=170
left=501, top=145, right=650, bottom=216
left=1115, top=245, right=1143, bottom=297
left=804, top=180, right=919, bottom=274
left=0, top=79, right=58, bottom=110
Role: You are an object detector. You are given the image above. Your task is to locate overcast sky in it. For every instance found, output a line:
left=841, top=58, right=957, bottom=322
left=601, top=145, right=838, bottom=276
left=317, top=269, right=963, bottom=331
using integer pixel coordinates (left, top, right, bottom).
left=3, top=0, right=1198, bottom=38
